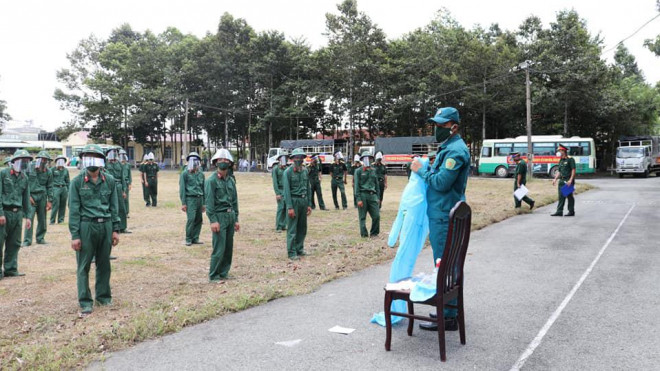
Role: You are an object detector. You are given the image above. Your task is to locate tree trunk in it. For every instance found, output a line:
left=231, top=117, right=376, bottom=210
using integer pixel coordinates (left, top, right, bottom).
left=563, top=100, right=569, bottom=136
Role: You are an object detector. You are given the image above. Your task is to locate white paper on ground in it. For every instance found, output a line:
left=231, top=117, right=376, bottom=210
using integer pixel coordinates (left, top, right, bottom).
left=275, top=339, right=302, bottom=347
left=514, top=185, right=529, bottom=201
left=328, top=325, right=355, bottom=335
left=385, top=280, right=416, bottom=291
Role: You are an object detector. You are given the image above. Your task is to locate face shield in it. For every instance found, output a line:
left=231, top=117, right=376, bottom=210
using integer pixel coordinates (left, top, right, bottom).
left=12, top=158, right=30, bottom=173
left=56, top=159, right=66, bottom=167
left=362, top=157, right=371, bottom=167
left=106, top=150, right=118, bottom=161
left=34, top=158, right=48, bottom=171
left=119, top=154, right=128, bottom=162
left=279, top=156, right=288, bottom=166
left=82, top=156, right=105, bottom=170
left=187, top=158, right=201, bottom=171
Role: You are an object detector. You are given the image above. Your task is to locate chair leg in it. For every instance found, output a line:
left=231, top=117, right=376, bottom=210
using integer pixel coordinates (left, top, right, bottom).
left=406, top=299, right=414, bottom=336
left=458, top=291, right=466, bottom=345
left=384, top=292, right=392, bottom=351
left=437, top=308, right=446, bottom=362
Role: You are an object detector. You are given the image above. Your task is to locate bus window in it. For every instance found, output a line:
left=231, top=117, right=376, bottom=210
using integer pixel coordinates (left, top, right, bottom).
left=513, top=143, right=528, bottom=155
left=580, top=142, right=591, bottom=156
left=533, top=143, right=556, bottom=156
left=494, top=143, right=512, bottom=156
left=481, top=147, right=492, bottom=157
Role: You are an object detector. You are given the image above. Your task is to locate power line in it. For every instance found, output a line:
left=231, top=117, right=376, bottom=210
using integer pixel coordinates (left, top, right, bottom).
left=601, top=13, right=660, bottom=55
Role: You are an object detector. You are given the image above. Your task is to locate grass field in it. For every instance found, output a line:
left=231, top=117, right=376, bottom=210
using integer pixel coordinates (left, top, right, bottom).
left=0, top=169, right=592, bottom=369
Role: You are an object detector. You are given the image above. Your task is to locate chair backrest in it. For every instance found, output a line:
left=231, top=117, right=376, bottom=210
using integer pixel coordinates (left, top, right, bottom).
left=436, top=201, right=472, bottom=295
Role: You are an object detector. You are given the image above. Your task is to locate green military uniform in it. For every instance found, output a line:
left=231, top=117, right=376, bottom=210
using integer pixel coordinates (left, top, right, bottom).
left=349, top=161, right=361, bottom=208
left=513, top=158, right=535, bottom=208
left=282, top=150, right=312, bottom=259
left=49, top=159, right=70, bottom=224
left=143, top=161, right=159, bottom=206
left=307, top=159, right=326, bottom=210
left=354, top=156, right=380, bottom=237
left=272, top=160, right=288, bottom=231
left=120, top=150, right=132, bottom=216
left=205, top=169, right=239, bottom=281
left=180, top=154, right=205, bottom=245
left=330, top=161, right=348, bottom=209
left=105, top=149, right=128, bottom=232
left=139, top=159, right=148, bottom=205
left=374, top=161, right=388, bottom=206
left=0, top=153, right=31, bottom=278
left=554, top=156, right=576, bottom=216
left=69, top=144, right=120, bottom=312
left=24, top=153, right=54, bottom=246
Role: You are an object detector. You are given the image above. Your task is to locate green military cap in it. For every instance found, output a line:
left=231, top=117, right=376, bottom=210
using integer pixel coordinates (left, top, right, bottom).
left=278, top=150, right=290, bottom=159
left=3, top=156, right=13, bottom=164
left=118, top=148, right=127, bottom=155
left=36, top=150, right=52, bottom=160
left=557, top=144, right=568, bottom=152
left=290, top=148, right=306, bottom=158
left=81, top=144, right=106, bottom=159
left=360, top=150, right=374, bottom=159
left=55, top=155, right=68, bottom=161
left=187, top=151, right=201, bottom=161
left=510, top=151, right=521, bottom=157
left=13, top=149, right=33, bottom=160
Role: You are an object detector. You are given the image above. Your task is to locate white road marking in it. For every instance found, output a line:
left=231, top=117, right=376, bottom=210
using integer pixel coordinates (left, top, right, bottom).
left=510, top=203, right=636, bottom=371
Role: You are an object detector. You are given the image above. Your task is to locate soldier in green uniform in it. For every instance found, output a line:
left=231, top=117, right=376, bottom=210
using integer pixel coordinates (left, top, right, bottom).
left=405, top=154, right=420, bottom=179
left=551, top=144, right=576, bottom=217
left=374, top=152, right=388, bottom=207
left=411, top=107, right=469, bottom=332
left=205, top=149, right=240, bottom=282
left=142, top=153, right=159, bottom=207
left=350, top=154, right=361, bottom=208
left=119, top=149, right=132, bottom=217
left=104, top=147, right=130, bottom=233
left=180, top=152, right=206, bottom=246
left=307, top=154, right=326, bottom=210
left=330, top=152, right=348, bottom=210
left=23, top=151, right=53, bottom=246
left=139, top=154, right=149, bottom=206
left=282, top=148, right=312, bottom=260
left=511, top=152, right=535, bottom=209
left=271, top=151, right=289, bottom=232
left=49, top=155, right=70, bottom=224
left=354, top=150, right=380, bottom=237
left=69, top=144, right=120, bottom=315
left=0, top=151, right=32, bottom=278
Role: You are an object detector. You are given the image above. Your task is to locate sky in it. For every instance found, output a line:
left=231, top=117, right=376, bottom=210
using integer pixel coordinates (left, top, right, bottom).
left=0, top=0, right=659, bottom=131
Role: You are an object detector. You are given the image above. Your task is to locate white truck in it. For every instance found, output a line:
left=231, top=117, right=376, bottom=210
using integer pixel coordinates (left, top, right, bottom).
left=615, top=135, right=660, bottom=178
left=266, top=139, right=349, bottom=172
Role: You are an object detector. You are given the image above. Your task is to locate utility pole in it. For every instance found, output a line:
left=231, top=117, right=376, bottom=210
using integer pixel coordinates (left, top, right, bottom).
left=183, top=98, right=189, bottom=157
left=518, top=60, right=534, bottom=179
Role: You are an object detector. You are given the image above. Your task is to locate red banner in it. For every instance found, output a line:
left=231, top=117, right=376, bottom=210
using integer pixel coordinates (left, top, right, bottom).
left=507, top=155, right=560, bottom=165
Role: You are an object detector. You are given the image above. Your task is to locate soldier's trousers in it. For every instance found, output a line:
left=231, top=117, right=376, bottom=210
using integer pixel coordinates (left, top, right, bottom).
left=76, top=220, right=113, bottom=309
left=378, top=181, right=386, bottom=207
left=331, top=179, right=347, bottom=209
left=429, top=216, right=457, bottom=318
left=358, top=192, right=380, bottom=237
left=513, top=183, right=534, bottom=208
left=309, top=181, right=325, bottom=209
left=117, top=186, right=127, bottom=231
left=50, top=186, right=68, bottom=223
left=185, top=196, right=203, bottom=244
left=142, top=181, right=148, bottom=204
left=24, top=192, right=47, bottom=245
left=275, top=196, right=287, bottom=231
left=209, top=212, right=236, bottom=281
left=125, top=189, right=130, bottom=215
left=286, top=197, right=308, bottom=258
left=146, top=178, right=158, bottom=206
left=0, top=210, right=24, bottom=276
left=556, top=180, right=575, bottom=214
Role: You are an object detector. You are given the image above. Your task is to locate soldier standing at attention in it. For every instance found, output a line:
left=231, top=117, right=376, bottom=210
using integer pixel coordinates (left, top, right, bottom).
left=271, top=151, right=289, bottom=232
left=0, top=151, right=32, bottom=278
left=374, top=152, right=388, bottom=208
left=350, top=154, right=361, bottom=208
left=119, top=149, right=132, bottom=217
left=551, top=144, right=576, bottom=217
left=354, top=150, right=380, bottom=238
left=69, top=144, right=120, bottom=315
left=411, top=107, right=469, bottom=332
left=23, top=151, right=53, bottom=246
left=511, top=152, right=535, bottom=210
left=330, top=152, right=348, bottom=210
left=139, top=154, right=149, bottom=206
left=143, top=153, right=159, bottom=207
left=282, top=148, right=312, bottom=260
left=105, top=147, right=129, bottom=233
left=49, top=155, right=70, bottom=224
left=205, top=149, right=240, bottom=282
left=307, top=154, right=326, bottom=210
left=180, top=152, right=206, bottom=246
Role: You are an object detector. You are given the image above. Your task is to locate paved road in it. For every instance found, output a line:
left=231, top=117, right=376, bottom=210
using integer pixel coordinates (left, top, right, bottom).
left=91, top=177, right=660, bottom=371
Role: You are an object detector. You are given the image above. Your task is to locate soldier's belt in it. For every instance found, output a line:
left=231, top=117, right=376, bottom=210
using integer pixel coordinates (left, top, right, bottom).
left=291, top=194, right=306, bottom=198
left=82, top=217, right=110, bottom=223
left=378, top=178, right=385, bottom=181
left=334, top=177, right=342, bottom=180
left=361, top=190, right=377, bottom=194
left=54, top=185, right=67, bottom=188
left=3, top=207, right=21, bottom=212
left=218, top=208, right=234, bottom=213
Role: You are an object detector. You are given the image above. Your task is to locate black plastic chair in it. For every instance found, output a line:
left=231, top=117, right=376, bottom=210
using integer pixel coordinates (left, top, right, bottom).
left=384, top=201, right=472, bottom=361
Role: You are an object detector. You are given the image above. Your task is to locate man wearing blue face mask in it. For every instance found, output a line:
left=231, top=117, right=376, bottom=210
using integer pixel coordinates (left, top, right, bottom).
left=411, top=106, right=470, bottom=332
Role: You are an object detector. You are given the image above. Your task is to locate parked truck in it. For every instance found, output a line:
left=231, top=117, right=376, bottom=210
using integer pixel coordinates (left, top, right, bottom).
left=372, top=136, right=438, bottom=172
left=615, top=135, right=660, bottom=178
left=266, top=139, right=349, bottom=172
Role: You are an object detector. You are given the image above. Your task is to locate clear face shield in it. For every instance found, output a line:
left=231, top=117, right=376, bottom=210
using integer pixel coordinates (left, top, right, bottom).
left=56, top=159, right=66, bottom=167
left=362, top=157, right=371, bottom=167
left=187, top=158, right=201, bottom=171
left=82, top=156, right=105, bottom=170
left=119, top=153, right=128, bottom=162
left=12, top=158, right=30, bottom=173
left=34, top=158, right=48, bottom=171
left=279, top=156, right=288, bottom=166
left=106, top=150, right=118, bottom=161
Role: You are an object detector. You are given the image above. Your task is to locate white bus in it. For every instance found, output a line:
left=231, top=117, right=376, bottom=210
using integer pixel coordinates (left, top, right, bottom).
left=478, top=135, right=596, bottom=178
